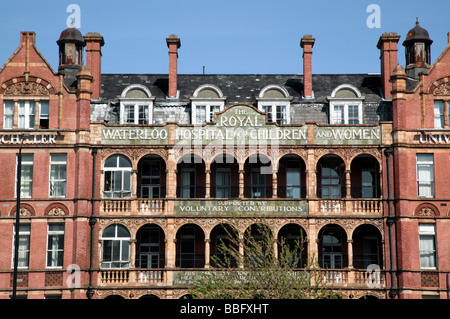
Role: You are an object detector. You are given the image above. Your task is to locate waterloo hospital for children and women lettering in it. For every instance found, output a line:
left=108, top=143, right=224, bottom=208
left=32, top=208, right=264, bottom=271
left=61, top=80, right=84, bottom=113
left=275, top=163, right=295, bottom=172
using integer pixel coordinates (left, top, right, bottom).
left=100, top=105, right=382, bottom=146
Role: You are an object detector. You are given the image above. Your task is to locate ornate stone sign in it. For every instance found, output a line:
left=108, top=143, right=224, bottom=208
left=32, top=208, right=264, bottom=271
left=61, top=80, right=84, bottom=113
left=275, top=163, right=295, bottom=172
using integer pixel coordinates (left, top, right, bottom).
left=174, top=199, right=308, bottom=216
left=174, top=105, right=308, bottom=146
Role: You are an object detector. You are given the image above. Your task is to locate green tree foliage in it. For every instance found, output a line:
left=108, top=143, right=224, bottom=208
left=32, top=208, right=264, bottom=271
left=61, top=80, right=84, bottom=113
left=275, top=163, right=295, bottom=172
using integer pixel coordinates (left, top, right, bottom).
left=189, top=220, right=341, bottom=299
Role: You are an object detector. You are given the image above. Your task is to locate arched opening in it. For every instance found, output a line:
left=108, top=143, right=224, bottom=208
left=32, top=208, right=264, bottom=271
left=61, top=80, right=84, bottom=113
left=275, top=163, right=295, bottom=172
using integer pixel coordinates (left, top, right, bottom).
left=244, top=154, right=272, bottom=198
left=176, top=224, right=205, bottom=268
left=137, top=155, right=166, bottom=199
left=318, top=224, right=348, bottom=269
left=177, top=154, right=206, bottom=198
left=244, top=224, right=273, bottom=266
left=277, top=224, right=308, bottom=268
left=350, top=155, right=380, bottom=198
left=210, top=223, right=239, bottom=268
left=101, top=224, right=131, bottom=269
left=352, top=224, right=383, bottom=269
left=103, top=155, right=132, bottom=198
left=135, top=224, right=165, bottom=268
left=210, top=154, right=239, bottom=198
left=317, top=155, right=345, bottom=199
left=277, top=155, right=307, bottom=198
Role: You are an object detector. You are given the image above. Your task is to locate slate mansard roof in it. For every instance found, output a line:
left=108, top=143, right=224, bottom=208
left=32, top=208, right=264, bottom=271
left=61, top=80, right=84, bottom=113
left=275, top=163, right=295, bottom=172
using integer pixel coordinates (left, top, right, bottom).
left=93, top=73, right=392, bottom=124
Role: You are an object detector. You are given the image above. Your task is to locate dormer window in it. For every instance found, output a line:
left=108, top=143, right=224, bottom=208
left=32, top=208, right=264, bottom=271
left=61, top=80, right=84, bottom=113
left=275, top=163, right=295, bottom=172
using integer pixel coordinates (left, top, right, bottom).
left=119, top=85, right=154, bottom=125
left=328, top=84, right=364, bottom=124
left=257, top=85, right=291, bottom=124
left=191, top=84, right=225, bottom=124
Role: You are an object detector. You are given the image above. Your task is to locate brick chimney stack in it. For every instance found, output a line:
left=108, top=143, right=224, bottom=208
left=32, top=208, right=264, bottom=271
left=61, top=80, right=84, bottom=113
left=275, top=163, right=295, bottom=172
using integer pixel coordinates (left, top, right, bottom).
left=166, top=34, right=181, bottom=98
left=377, top=32, right=400, bottom=100
left=300, top=34, right=315, bottom=99
left=84, top=32, right=104, bottom=100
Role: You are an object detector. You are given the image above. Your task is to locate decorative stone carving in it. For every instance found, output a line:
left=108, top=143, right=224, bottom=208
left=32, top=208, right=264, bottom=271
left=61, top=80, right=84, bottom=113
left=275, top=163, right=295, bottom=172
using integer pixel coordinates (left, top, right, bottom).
left=4, top=82, right=49, bottom=96
left=417, top=207, right=436, bottom=217
left=19, top=207, right=32, bottom=217
left=434, top=81, right=450, bottom=95
left=48, top=207, right=66, bottom=216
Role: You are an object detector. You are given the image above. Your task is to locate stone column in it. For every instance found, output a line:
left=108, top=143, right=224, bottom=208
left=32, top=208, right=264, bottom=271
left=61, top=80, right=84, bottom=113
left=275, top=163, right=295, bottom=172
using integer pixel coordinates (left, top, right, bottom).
left=272, top=170, right=278, bottom=198
left=345, top=169, right=351, bottom=199
left=132, top=169, right=138, bottom=198
left=205, top=168, right=211, bottom=199
left=347, top=239, right=353, bottom=269
left=130, top=239, right=136, bottom=269
left=204, top=238, right=210, bottom=268
left=239, top=168, right=245, bottom=199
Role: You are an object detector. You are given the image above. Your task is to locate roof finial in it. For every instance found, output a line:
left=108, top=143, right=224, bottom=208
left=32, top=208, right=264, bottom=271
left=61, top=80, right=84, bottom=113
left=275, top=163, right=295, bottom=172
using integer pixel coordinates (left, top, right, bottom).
left=416, top=17, right=419, bottom=25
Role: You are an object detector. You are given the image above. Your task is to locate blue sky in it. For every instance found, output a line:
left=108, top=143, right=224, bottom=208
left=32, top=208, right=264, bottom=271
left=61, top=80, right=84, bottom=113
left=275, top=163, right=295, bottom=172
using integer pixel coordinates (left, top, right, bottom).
left=0, top=0, right=449, bottom=75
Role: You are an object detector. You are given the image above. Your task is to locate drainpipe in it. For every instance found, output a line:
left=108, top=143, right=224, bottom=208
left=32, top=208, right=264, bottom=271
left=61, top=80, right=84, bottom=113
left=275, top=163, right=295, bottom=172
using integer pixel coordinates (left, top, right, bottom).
left=384, top=148, right=397, bottom=299
left=86, top=148, right=98, bottom=299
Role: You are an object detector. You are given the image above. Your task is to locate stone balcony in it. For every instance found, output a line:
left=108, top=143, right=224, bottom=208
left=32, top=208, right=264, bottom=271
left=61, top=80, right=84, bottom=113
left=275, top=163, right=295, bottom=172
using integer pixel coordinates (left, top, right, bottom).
left=97, top=268, right=386, bottom=290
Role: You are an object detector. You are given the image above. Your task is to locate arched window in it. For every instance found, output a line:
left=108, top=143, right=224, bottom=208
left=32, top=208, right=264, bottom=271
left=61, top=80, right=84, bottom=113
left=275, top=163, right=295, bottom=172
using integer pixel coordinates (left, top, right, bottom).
left=103, top=155, right=132, bottom=198
left=101, top=224, right=131, bottom=269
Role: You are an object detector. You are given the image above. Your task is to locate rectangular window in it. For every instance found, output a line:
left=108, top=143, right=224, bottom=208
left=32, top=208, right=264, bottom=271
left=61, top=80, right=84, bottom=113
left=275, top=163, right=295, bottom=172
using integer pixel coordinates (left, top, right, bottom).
left=12, top=223, right=31, bottom=269
left=286, top=160, right=301, bottom=198
left=332, top=105, right=345, bottom=124
left=49, top=154, right=67, bottom=197
left=39, top=101, right=49, bottom=129
left=138, top=104, right=149, bottom=124
left=47, top=223, right=65, bottom=268
left=276, top=105, right=287, bottom=124
left=416, top=154, right=434, bottom=198
left=16, top=154, right=33, bottom=198
left=3, top=101, right=14, bottom=129
left=195, top=105, right=206, bottom=124
left=18, top=101, right=35, bottom=129
left=348, top=105, right=359, bottom=124
left=216, top=167, right=231, bottom=198
left=123, top=105, right=135, bottom=124
left=419, top=224, right=437, bottom=269
left=262, top=105, right=273, bottom=122
left=434, top=101, right=444, bottom=128
left=209, top=105, right=220, bottom=123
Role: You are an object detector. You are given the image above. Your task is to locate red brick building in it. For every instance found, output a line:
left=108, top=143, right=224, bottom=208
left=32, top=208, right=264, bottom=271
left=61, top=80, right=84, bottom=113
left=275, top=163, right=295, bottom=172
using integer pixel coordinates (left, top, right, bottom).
left=0, top=21, right=448, bottom=299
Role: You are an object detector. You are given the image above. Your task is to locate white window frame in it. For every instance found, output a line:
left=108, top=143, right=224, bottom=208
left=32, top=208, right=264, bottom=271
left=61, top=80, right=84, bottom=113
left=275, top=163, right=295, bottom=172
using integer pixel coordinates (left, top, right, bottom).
left=120, top=101, right=153, bottom=125
left=18, top=100, right=36, bottom=129
left=3, top=100, right=14, bottom=129
left=329, top=102, right=363, bottom=124
left=103, top=155, right=132, bottom=198
left=46, top=223, right=65, bottom=269
left=258, top=102, right=291, bottom=125
left=416, top=154, right=435, bottom=198
left=419, top=224, right=437, bottom=270
left=101, top=224, right=131, bottom=269
left=191, top=102, right=225, bottom=124
left=15, top=153, right=33, bottom=199
left=11, top=223, right=31, bottom=269
left=327, top=84, right=364, bottom=125
left=49, top=154, right=67, bottom=198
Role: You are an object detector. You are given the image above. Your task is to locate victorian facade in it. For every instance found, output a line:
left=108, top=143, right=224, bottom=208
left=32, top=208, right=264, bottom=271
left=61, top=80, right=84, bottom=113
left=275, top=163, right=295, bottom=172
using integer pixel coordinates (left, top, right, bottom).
left=0, top=21, right=449, bottom=299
